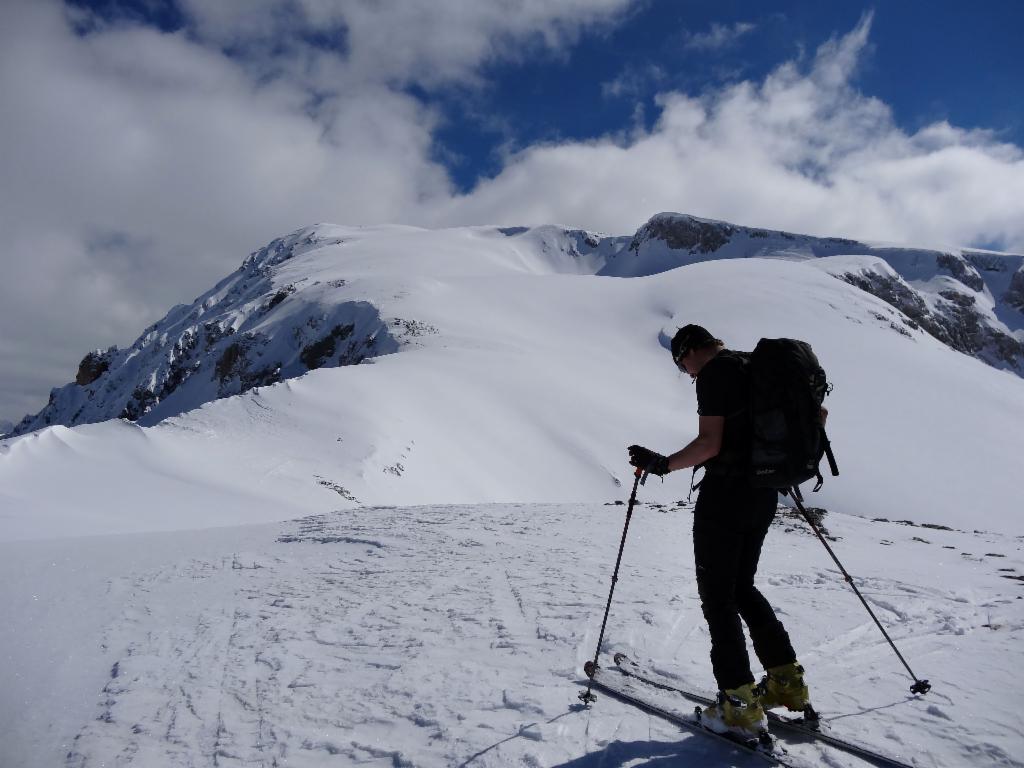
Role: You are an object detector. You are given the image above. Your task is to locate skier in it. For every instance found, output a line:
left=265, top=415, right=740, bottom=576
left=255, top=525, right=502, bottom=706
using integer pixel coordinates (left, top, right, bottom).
left=627, top=324, right=814, bottom=741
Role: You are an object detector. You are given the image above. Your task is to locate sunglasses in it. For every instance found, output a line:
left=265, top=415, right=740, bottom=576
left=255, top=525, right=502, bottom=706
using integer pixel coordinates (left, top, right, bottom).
left=673, top=347, right=689, bottom=370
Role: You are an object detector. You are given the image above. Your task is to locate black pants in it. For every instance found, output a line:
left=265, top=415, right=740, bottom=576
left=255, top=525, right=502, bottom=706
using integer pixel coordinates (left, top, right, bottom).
left=694, top=475, right=796, bottom=691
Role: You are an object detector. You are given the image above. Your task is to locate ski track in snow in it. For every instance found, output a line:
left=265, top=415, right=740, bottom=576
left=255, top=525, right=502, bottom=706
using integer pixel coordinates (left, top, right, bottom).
left=12, top=502, right=1021, bottom=768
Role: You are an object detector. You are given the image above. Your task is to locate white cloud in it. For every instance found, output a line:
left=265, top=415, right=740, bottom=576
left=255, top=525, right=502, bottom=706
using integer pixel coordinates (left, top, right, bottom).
left=682, top=21, right=756, bottom=52
left=435, top=12, right=1024, bottom=254
left=177, top=0, right=633, bottom=89
left=600, top=63, right=666, bottom=99
left=1, top=3, right=1023, bottom=422
left=0, top=0, right=633, bottom=420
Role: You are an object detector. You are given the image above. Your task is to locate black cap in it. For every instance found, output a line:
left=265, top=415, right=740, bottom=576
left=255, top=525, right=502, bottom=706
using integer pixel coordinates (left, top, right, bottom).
left=670, top=324, right=718, bottom=362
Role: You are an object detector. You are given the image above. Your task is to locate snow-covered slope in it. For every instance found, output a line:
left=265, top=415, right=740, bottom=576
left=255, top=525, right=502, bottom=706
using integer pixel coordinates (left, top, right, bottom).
left=2, top=501, right=1022, bottom=768
left=10, top=214, right=1024, bottom=437
left=2, top=252, right=1022, bottom=540
left=608, top=213, right=1024, bottom=375
left=3, top=216, right=1024, bottom=768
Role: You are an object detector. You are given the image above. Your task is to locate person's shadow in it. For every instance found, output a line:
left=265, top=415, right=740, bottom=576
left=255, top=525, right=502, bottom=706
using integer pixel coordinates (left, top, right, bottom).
left=549, top=734, right=772, bottom=768
left=550, top=738, right=699, bottom=768
left=457, top=699, right=776, bottom=768
left=457, top=716, right=704, bottom=768
left=458, top=709, right=765, bottom=768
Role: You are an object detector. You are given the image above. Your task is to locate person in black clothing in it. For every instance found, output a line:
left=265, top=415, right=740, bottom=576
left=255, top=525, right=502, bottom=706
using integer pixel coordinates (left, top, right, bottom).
left=628, top=324, right=811, bottom=740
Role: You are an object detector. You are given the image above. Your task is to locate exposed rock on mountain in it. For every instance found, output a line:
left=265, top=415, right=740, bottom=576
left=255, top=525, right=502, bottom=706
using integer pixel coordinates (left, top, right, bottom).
left=9, top=213, right=1024, bottom=437
left=11, top=228, right=400, bottom=436
left=75, top=348, right=116, bottom=386
left=1006, top=268, right=1024, bottom=312
left=821, top=258, right=1024, bottom=372
left=937, top=253, right=985, bottom=292
left=618, top=213, right=1024, bottom=376
left=629, top=214, right=736, bottom=254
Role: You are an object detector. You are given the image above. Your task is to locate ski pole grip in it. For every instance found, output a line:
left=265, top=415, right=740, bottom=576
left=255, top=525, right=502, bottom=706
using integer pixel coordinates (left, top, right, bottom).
left=630, top=465, right=650, bottom=486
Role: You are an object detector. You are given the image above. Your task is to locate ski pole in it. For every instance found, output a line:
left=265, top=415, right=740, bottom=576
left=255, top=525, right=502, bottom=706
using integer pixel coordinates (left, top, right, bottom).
left=789, top=488, right=931, bottom=695
left=579, top=467, right=647, bottom=704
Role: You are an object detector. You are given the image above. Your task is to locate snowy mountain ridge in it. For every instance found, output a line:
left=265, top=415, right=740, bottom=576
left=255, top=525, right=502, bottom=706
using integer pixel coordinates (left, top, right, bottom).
left=3, top=214, right=1024, bottom=768
left=3, top=241, right=1023, bottom=541
left=9, top=212, right=1024, bottom=437
left=613, top=213, right=1024, bottom=374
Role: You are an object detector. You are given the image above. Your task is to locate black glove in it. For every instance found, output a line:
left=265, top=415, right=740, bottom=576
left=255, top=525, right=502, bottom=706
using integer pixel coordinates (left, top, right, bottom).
left=628, top=444, right=670, bottom=476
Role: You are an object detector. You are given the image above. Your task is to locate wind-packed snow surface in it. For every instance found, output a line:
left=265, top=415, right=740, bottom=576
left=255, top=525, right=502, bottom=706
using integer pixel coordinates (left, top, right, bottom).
left=2, top=502, right=1022, bottom=767
left=2, top=218, right=1023, bottom=766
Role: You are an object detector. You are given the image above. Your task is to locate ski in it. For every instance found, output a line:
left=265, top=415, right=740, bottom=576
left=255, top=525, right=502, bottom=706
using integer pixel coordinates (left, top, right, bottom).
left=613, top=653, right=917, bottom=768
left=583, top=662, right=815, bottom=768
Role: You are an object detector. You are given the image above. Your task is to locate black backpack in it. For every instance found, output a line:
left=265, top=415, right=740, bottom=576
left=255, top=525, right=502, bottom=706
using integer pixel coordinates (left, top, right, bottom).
left=747, top=338, right=839, bottom=491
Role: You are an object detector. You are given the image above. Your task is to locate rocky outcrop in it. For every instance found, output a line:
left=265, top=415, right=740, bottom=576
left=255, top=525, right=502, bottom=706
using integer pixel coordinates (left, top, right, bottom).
left=300, top=324, right=355, bottom=370
left=1006, top=268, right=1024, bottom=312
left=119, top=386, right=157, bottom=421
left=629, top=214, right=736, bottom=254
left=213, top=336, right=283, bottom=398
left=838, top=268, right=1024, bottom=373
left=936, top=253, right=985, bottom=292
left=839, top=271, right=930, bottom=334
left=215, top=340, right=252, bottom=383
left=934, top=290, right=1024, bottom=370
left=9, top=226, right=402, bottom=436
left=76, top=348, right=116, bottom=386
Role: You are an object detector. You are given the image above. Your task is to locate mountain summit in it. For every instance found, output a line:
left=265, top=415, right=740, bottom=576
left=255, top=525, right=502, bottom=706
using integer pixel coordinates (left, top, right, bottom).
left=10, top=213, right=1024, bottom=438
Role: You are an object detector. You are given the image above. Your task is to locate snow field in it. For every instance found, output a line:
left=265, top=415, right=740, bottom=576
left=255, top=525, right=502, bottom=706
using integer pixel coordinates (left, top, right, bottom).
left=3, top=500, right=1021, bottom=767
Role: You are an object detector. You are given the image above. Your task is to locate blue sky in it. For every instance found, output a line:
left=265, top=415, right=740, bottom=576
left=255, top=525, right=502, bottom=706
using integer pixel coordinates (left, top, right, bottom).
left=67, top=0, right=1024, bottom=191
left=2, top=0, right=1024, bottom=422
left=429, top=1, right=1024, bottom=190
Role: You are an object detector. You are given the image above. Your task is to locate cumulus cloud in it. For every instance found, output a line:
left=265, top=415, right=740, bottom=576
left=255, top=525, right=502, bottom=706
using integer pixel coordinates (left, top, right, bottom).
left=0, top=0, right=632, bottom=420
left=177, top=0, right=633, bottom=89
left=682, top=21, right=757, bottom=52
left=436, top=13, right=1024, bottom=252
left=1, top=3, right=1023, bottom=422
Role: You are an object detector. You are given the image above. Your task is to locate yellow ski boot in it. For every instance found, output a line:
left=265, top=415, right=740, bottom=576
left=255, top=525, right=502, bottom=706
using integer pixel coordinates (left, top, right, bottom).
left=699, top=683, right=769, bottom=742
left=756, top=662, right=810, bottom=711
